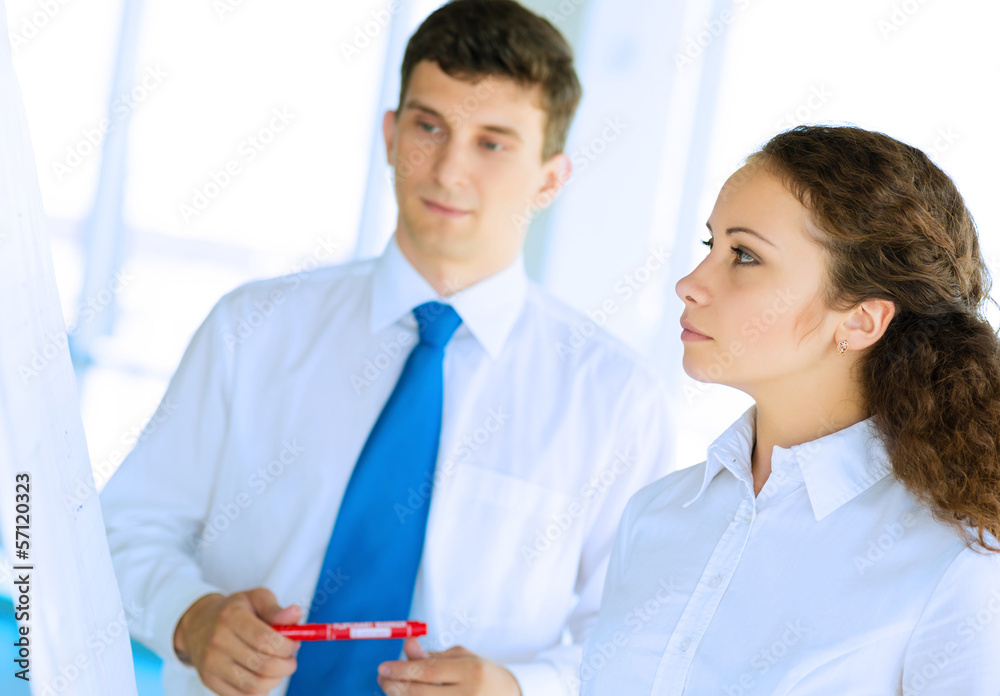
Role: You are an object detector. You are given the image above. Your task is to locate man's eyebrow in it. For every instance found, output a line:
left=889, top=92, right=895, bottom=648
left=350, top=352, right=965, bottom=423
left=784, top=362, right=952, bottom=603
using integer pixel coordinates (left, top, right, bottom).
left=404, top=99, right=444, bottom=119
left=403, top=99, right=523, bottom=143
left=705, top=221, right=776, bottom=248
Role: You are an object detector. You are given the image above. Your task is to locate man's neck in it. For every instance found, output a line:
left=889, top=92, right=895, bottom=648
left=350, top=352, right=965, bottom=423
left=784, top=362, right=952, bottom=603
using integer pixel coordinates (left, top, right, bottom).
left=395, top=232, right=519, bottom=297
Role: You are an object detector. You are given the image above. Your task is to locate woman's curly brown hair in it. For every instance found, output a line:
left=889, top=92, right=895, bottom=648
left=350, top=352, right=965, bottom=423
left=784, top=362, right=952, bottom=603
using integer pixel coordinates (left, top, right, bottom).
left=749, top=125, right=1000, bottom=551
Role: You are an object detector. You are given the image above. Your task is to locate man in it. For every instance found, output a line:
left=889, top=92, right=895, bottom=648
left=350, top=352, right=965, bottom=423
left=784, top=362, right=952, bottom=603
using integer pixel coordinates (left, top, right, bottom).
left=102, top=1, right=672, bottom=695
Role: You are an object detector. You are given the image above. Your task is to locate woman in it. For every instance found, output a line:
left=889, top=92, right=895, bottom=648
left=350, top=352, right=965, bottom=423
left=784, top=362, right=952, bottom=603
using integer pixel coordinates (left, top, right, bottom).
left=581, top=126, right=1000, bottom=695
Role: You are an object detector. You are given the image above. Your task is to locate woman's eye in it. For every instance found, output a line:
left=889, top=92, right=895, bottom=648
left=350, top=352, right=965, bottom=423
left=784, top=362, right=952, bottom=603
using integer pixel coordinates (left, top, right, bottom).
left=482, top=140, right=502, bottom=151
left=732, top=247, right=758, bottom=265
left=701, top=238, right=713, bottom=250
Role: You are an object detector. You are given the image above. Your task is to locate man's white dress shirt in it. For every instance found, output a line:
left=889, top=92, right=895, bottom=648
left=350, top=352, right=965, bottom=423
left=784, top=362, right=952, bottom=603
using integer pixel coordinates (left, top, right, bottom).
left=101, top=237, right=673, bottom=696
left=582, top=406, right=1000, bottom=695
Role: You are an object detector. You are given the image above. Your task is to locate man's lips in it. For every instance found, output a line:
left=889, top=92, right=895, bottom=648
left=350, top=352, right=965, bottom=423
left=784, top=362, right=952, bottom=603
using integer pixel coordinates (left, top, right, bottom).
left=422, top=198, right=471, bottom=218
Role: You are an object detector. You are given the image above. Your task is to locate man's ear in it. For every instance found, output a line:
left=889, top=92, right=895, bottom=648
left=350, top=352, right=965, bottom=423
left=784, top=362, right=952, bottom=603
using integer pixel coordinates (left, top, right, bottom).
left=532, top=152, right=572, bottom=211
left=839, top=298, right=896, bottom=352
left=382, top=110, right=398, bottom=167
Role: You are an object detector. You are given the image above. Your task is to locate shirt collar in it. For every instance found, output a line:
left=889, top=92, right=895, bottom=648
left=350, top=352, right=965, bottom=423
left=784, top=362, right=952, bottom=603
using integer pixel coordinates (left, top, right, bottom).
left=684, top=406, right=757, bottom=508
left=370, top=235, right=528, bottom=359
left=792, top=418, right=892, bottom=520
left=684, top=405, right=893, bottom=520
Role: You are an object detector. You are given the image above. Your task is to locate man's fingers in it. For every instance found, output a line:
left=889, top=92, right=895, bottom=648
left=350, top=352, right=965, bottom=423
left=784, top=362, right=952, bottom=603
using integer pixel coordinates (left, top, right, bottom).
left=270, top=604, right=303, bottom=626
left=245, top=587, right=292, bottom=623
left=379, top=678, right=444, bottom=696
left=203, top=620, right=296, bottom=681
left=378, top=655, right=461, bottom=684
left=203, top=654, right=286, bottom=695
left=226, top=601, right=300, bottom=660
left=403, top=637, right=428, bottom=660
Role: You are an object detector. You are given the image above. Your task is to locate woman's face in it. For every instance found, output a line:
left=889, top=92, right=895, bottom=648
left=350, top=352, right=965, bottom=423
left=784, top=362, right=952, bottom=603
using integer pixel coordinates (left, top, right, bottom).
left=675, top=165, right=843, bottom=393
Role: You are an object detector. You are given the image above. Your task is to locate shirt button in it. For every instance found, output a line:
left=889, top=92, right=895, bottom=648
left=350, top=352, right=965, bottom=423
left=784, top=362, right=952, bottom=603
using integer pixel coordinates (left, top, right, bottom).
left=680, top=638, right=692, bottom=651
left=709, top=575, right=722, bottom=587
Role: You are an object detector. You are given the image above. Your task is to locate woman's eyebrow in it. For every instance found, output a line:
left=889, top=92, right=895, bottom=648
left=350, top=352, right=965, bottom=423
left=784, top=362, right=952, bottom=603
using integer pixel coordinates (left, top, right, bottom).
left=706, top=221, right=776, bottom=248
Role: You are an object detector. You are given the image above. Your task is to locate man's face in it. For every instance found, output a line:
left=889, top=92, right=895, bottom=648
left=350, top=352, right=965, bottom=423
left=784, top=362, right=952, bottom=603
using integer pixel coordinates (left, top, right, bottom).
left=383, top=60, right=569, bottom=287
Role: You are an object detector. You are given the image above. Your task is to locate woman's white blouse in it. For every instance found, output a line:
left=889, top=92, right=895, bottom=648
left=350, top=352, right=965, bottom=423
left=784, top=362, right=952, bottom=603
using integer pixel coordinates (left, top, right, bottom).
left=582, top=407, right=1000, bottom=695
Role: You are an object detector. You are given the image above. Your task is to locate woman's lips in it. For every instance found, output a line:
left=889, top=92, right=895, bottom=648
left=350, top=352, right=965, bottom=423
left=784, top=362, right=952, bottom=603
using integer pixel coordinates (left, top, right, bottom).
left=680, top=319, right=712, bottom=341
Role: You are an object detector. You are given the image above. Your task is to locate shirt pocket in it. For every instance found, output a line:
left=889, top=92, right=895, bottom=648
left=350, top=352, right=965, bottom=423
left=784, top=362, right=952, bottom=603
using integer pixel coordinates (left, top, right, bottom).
left=424, top=463, right=583, bottom=650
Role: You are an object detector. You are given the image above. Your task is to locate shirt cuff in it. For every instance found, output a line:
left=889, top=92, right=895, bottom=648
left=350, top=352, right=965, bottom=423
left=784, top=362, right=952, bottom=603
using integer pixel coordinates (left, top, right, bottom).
left=506, top=662, right=572, bottom=696
left=145, top=578, right=226, bottom=670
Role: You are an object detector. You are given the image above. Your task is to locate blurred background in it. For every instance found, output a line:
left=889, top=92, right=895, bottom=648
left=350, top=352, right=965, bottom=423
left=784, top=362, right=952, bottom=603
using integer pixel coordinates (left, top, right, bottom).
left=2, top=0, right=999, bottom=691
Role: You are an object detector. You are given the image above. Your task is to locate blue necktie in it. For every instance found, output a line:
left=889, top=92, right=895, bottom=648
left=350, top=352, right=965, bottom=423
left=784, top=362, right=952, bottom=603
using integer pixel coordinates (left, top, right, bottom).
left=286, top=301, right=462, bottom=695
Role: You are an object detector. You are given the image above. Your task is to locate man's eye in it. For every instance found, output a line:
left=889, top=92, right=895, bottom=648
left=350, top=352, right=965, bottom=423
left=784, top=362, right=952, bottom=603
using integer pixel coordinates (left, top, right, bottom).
left=419, top=122, right=439, bottom=134
left=482, top=140, right=502, bottom=152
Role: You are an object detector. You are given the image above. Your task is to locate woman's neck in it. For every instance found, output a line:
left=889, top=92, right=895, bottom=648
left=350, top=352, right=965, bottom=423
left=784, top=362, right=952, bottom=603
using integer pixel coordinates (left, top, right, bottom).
left=748, top=374, right=866, bottom=495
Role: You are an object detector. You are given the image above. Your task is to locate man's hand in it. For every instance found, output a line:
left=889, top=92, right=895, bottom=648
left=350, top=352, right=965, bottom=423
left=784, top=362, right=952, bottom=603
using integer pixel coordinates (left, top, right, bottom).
left=377, top=638, right=523, bottom=696
left=173, top=587, right=303, bottom=696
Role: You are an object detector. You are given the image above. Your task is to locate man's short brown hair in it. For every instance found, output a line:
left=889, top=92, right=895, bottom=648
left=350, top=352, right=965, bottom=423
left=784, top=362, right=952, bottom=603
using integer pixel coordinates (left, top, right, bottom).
left=399, top=0, right=582, bottom=160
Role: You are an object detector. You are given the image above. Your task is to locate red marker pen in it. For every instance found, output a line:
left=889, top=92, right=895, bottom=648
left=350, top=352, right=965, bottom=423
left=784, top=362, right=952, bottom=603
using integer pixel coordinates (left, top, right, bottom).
left=272, top=620, right=427, bottom=641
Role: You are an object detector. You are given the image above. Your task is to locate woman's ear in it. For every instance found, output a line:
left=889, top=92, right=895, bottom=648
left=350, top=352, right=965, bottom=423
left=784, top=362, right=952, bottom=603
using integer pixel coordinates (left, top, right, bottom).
left=839, top=298, right=896, bottom=351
